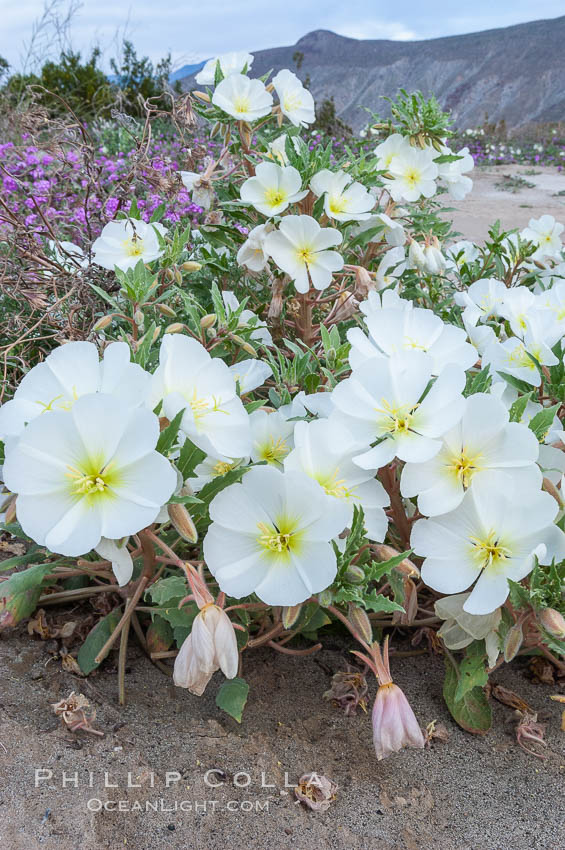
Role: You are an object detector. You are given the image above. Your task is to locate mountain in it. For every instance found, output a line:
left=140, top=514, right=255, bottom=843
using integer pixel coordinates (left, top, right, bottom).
left=178, top=16, right=565, bottom=131
left=170, top=61, right=206, bottom=83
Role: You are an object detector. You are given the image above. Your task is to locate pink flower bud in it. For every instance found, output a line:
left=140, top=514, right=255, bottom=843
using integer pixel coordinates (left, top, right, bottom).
left=372, top=682, right=425, bottom=760
left=173, top=605, right=239, bottom=696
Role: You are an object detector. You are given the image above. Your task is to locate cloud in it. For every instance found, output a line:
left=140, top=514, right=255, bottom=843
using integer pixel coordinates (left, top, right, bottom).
left=333, top=19, right=418, bottom=41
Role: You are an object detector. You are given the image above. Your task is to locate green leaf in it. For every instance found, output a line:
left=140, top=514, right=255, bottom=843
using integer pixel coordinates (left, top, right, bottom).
left=177, top=438, right=206, bottom=480
left=464, top=365, right=491, bottom=396
left=528, top=404, right=560, bottom=442
left=197, top=465, right=249, bottom=506
left=0, top=563, right=53, bottom=626
left=496, top=371, right=534, bottom=394
left=146, top=575, right=187, bottom=606
left=506, top=578, right=531, bottom=610
left=455, top=640, right=489, bottom=701
left=134, top=321, right=157, bottom=368
left=0, top=546, right=44, bottom=572
left=443, top=655, right=492, bottom=734
left=216, top=677, right=249, bottom=723
left=508, top=392, right=533, bottom=423
left=87, top=282, right=120, bottom=310
left=363, top=590, right=405, bottom=614
left=150, top=604, right=198, bottom=630
left=77, top=609, right=122, bottom=674
left=156, top=408, right=185, bottom=455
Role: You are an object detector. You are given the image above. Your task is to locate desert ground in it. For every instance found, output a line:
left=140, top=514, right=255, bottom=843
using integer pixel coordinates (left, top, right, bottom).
left=1, top=165, right=565, bottom=850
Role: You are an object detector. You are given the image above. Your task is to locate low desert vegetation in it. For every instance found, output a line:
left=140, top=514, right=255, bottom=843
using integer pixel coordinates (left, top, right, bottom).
left=1, top=48, right=564, bottom=759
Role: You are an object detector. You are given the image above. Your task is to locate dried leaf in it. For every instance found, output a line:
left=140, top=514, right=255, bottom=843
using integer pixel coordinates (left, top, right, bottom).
left=294, top=772, right=337, bottom=811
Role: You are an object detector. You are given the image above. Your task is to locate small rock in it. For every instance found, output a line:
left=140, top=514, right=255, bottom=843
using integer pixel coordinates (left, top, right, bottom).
left=30, top=664, right=44, bottom=680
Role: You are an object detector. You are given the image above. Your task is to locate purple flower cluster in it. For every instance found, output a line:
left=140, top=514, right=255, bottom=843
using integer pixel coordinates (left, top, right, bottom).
left=0, top=134, right=214, bottom=243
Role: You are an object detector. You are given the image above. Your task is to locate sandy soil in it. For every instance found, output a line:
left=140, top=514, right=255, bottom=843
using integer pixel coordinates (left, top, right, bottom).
left=444, top=164, right=565, bottom=245
left=1, top=626, right=564, bottom=850
left=1, top=165, right=565, bottom=850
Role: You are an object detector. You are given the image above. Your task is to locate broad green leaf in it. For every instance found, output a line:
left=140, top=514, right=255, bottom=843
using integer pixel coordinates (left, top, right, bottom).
left=77, top=609, right=122, bottom=674
left=528, top=404, right=560, bottom=442
left=216, top=677, right=249, bottom=723
left=455, top=640, right=489, bottom=701
left=0, top=562, right=53, bottom=626
left=363, top=590, right=405, bottom=614
left=497, top=371, right=534, bottom=394
left=146, top=575, right=188, bottom=606
left=443, top=655, right=492, bottom=734
left=464, top=365, right=491, bottom=396
left=508, top=392, right=533, bottom=423
left=176, top=438, right=206, bottom=480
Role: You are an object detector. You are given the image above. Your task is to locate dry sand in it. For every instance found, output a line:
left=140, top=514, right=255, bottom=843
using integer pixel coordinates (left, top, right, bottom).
left=1, top=165, right=565, bottom=850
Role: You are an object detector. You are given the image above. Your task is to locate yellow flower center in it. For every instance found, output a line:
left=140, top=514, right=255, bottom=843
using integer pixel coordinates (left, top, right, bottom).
left=258, top=437, right=289, bottom=465
left=507, top=343, right=537, bottom=371
left=66, top=460, right=118, bottom=500
left=376, top=399, right=419, bottom=435
left=212, top=460, right=236, bottom=476
left=315, top=468, right=356, bottom=500
left=264, top=188, right=286, bottom=208
left=257, top=517, right=301, bottom=557
left=296, top=245, right=315, bottom=265
left=404, top=168, right=421, bottom=188
left=233, top=96, right=251, bottom=114
left=469, top=531, right=512, bottom=571
left=447, top=450, right=483, bottom=488
left=283, top=93, right=302, bottom=113
left=328, top=195, right=348, bottom=215
left=124, top=238, right=144, bottom=257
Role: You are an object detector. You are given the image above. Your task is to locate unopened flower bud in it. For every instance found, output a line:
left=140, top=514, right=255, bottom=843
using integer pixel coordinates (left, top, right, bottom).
left=423, top=243, right=446, bottom=275
left=344, top=564, right=365, bottom=584
left=152, top=326, right=161, bottom=343
left=165, top=322, right=185, bottom=334
left=165, top=268, right=176, bottom=281
left=167, top=502, right=198, bottom=544
left=282, top=604, right=302, bottom=629
left=93, top=314, right=113, bottom=331
left=372, top=544, right=420, bottom=578
left=318, top=589, right=333, bottom=607
left=538, top=608, right=565, bottom=638
left=504, top=622, right=524, bottom=662
left=347, top=604, right=372, bottom=644
left=181, top=261, right=202, bottom=272
left=4, top=495, right=17, bottom=525
left=157, top=304, right=177, bottom=318
left=200, top=313, right=217, bottom=329
left=173, top=605, right=239, bottom=695
left=134, top=309, right=144, bottom=328
left=193, top=90, right=211, bottom=103
left=408, top=239, right=426, bottom=270
left=354, top=266, right=375, bottom=300
left=174, top=268, right=183, bottom=284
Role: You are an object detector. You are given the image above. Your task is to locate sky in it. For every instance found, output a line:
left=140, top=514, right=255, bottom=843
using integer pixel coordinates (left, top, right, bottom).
left=1, top=0, right=564, bottom=73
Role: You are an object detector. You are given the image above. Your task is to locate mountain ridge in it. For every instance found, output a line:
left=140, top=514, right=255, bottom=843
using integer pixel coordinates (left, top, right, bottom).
left=178, top=16, right=565, bottom=131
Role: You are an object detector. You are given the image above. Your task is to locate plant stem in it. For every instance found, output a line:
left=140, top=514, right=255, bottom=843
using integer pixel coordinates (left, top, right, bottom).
left=118, top=620, right=130, bottom=706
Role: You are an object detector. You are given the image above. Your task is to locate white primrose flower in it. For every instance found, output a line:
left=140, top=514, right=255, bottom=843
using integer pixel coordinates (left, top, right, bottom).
left=536, top=281, right=565, bottom=338
left=434, top=592, right=501, bottom=667
left=401, top=392, right=541, bottom=516
left=212, top=74, right=273, bottom=122
left=359, top=289, right=410, bottom=319
left=272, top=69, right=315, bottom=127
left=173, top=604, right=239, bottom=695
left=249, top=408, right=296, bottom=468
left=263, top=214, right=343, bottom=293
left=411, top=478, right=565, bottom=615
left=222, top=290, right=273, bottom=346
left=436, top=146, right=474, bottom=200
left=353, top=212, right=406, bottom=247
left=445, top=240, right=480, bottom=268
left=331, top=351, right=466, bottom=469
left=48, top=240, right=89, bottom=273
left=284, top=418, right=389, bottom=542
left=374, top=133, right=411, bottom=170
left=148, top=335, right=251, bottom=458
left=266, top=133, right=302, bottom=166
left=498, top=286, right=537, bottom=336
left=2, top=394, right=176, bottom=578
left=453, top=278, right=507, bottom=327
left=374, top=246, right=406, bottom=290
left=240, top=162, right=307, bottom=217
left=236, top=222, right=274, bottom=272
left=229, top=359, right=273, bottom=394
left=521, top=215, right=564, bottom=260
left=195, top=52, right=254, bottom=86
left=384, top=146, right=438, bottom=203
left=188, top=453, right=248, bottom=493
left=0, top=341, right=149, bottom=446
left=203, top=465, right=350, bottom=606
left=92, top=219, right=167, bottom=272
left=178, top=170, right=213, bottom=210
left=422, top=242, right=447, bottom=275
left=309, top=169, right=375, bottom=222
left=483, top=334, right=559, bottom=388
left=347, top=306, right=477, bottom=375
